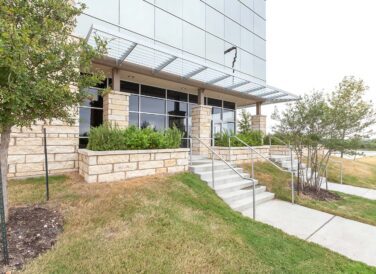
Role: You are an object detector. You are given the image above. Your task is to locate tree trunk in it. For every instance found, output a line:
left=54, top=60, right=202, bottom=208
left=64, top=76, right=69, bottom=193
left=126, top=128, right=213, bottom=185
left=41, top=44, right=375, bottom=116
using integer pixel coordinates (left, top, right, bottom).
left=0, top=127, right=11, bottom=222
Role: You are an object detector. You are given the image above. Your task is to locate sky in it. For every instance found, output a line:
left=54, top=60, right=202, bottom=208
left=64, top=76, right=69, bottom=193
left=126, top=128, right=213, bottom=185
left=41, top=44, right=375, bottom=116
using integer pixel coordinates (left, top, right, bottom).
left=260, top=0, right=376, bottom=132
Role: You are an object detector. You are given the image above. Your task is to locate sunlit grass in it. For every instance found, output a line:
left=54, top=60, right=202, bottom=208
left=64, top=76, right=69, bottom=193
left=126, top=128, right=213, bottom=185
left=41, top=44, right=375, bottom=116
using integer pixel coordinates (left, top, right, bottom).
left=8, top=173, right=374, bottom=273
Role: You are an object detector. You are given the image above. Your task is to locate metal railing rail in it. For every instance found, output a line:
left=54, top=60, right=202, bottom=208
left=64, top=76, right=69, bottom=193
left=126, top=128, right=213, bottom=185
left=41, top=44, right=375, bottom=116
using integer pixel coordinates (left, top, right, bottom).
left=229, top=135, right=295, bottom=204
left=189, top=135, right=257, bottom=219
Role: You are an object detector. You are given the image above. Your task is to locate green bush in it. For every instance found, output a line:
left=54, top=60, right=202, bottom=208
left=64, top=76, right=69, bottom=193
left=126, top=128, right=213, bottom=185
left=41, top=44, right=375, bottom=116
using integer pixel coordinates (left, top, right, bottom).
left=215, top=130, right=264, bottom=147
left=87, top=124, right=183, bottom=151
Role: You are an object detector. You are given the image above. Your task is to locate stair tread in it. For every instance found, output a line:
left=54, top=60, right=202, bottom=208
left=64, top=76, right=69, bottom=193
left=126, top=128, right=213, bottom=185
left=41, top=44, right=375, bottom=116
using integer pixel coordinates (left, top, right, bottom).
left=230, top=192, right=275, bottom=207
left=220, top=186, right=266, bottom=199
left=196, top=167, right=243, bottom=176
left=214, top=179, right=256, bottom=191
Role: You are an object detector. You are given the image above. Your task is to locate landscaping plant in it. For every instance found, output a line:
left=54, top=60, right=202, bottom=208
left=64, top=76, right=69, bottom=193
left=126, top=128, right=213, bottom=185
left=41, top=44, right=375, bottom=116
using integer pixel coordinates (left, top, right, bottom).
left=273, top=77, right=376, bottom=193
left=0, top=0, right=106, bottom=220
left=87, top=124, right=183, bottom=151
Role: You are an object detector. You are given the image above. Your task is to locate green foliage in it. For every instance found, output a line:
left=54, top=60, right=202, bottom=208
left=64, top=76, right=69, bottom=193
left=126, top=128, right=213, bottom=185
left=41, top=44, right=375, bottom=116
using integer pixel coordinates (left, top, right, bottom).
left=87, top=124, right=183, bottom=151
left=0, top=0, right=107, bottom=131
left=238, top=109, right=252, bottom=133
left=215, top=130, right=264, bottom=147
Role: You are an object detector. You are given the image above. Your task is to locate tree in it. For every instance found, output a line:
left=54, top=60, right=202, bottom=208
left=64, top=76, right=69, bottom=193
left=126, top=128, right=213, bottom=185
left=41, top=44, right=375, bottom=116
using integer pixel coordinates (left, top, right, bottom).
left=238, top=109, right=252, bottom=133
left=273, top=91, right=332, bottom=192
left=328, top=76, right=376, bottom=157
left=0, top=0, right=106, bottom=220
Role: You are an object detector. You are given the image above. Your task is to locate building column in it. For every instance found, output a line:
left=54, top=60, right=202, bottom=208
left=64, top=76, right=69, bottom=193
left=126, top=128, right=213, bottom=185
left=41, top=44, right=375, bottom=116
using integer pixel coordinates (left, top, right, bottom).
left=191, top=89, right=212, bottom=155
left=251, top=102, right=266, bottom=134
left=103, top=91, right=129, bottom=129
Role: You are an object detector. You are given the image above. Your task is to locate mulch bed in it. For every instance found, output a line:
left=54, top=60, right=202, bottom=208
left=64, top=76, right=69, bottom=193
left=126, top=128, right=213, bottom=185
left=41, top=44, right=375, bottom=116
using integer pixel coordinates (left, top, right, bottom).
left=0, top=206, right=63, bottom=272
left=301, top=186, right=341, bottom=201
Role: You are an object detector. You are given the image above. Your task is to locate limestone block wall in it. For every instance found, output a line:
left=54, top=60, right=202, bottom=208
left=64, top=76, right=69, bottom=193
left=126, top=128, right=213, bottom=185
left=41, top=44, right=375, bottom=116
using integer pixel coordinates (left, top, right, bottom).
left=251, top=115, right=266, bottom=134
left=191, top=105, right=212, bottom=155
left=103, top=91, right=129, bottom=128
left=78, top=148, right=190, bottom=183
left=212, top=146, right=270, bottom=165
left=5, top=120, right=79, bottom=179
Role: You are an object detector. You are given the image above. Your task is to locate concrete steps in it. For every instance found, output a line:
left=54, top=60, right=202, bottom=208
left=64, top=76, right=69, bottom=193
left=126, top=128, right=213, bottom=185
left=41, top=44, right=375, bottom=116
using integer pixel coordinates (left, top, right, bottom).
left=189, top=156, right=274, bottom=215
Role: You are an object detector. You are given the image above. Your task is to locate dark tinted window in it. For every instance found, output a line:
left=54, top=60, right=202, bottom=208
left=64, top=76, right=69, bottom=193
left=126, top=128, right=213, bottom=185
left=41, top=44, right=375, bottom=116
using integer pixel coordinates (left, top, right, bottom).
left=189, top=94, right=198, bottom=104
left=140, top=96, right=165, bottom=114
left=207, top=98, right=222, bottom=107
left=79, top=108, right=103, bottom=137
left=167, top=101, right=187, bottom=116
left=141, top=85, right=165, bottom=98
left=167, top=90, right=188, bottom=101
left=120, top=81, right=139, bottom=94
left=224, top=101, right=236, bottom=110
left=82, top=88, right=103, bottom=108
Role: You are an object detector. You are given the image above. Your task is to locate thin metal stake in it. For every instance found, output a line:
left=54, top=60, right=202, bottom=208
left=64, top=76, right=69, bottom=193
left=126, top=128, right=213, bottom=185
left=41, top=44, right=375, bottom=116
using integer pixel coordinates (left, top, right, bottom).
left=290, top=143, right=295, bottom=204
left=211, top=152, right=215, bottom=189
left=189, top=138, right=193, bottom=166
left=0, top=165, right=9, bottom=265
left=228, top=137, right=231, bottom=164
left=325, top=165, right=328, bottom=191
left=43, top=128, right=49, bottom=201
left=340, top=160, right=343, bottom=184
left=251, top=149, right=255, bottom=220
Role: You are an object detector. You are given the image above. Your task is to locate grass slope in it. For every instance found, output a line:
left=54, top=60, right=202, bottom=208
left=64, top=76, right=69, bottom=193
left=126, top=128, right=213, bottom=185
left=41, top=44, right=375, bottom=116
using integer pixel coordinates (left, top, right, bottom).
left=9, top=173, right=375, bottom=273
left=248, top=162, right=376, bottom=226
left=327, top=156, right=376, bottom=189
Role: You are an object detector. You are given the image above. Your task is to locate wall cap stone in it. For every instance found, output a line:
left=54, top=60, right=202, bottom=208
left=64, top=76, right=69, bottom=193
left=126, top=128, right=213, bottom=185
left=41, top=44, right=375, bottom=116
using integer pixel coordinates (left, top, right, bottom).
left=78, top=148, right=190, bottom=156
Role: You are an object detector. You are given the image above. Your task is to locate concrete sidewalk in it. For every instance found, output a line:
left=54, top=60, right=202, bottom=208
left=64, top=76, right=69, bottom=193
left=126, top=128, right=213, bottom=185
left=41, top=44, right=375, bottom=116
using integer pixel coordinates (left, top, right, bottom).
left=322, top=182, right=376, bottom=200
left=243, top=200, right=376, bottom=267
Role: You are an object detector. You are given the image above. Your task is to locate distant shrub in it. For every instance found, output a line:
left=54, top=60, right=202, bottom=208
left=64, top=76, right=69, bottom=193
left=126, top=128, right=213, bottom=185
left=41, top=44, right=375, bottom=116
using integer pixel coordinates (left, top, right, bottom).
left=215, top=130, right=264, bottom=147
left=87, top=124, right=183, bottom=151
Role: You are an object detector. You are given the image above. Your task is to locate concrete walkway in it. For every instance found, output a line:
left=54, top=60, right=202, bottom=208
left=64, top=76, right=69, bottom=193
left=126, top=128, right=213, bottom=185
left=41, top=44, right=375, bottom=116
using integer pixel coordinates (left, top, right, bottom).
left=322, top=182, right=376, bottom=200
left=243, top=200, right=376, bottom=267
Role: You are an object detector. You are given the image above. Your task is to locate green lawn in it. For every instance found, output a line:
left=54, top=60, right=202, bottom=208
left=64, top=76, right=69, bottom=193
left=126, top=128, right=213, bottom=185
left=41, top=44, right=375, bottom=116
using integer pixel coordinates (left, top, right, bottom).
left=247, top=162, right=376, bottom=226
left=327, top=156, right=376, bottom=189
left=9, top=173, right=375, bottom=273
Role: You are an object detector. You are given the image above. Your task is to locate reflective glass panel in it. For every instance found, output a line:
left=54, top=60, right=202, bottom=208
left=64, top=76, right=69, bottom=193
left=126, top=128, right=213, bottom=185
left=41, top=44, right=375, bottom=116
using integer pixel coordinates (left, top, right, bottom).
left=168, top=116, right=187, bottom=135
left=205, top=0, right=224, bottom=12
left=167, top=101, right=188, bottom=116
left=141, top=114, right=166, bottom=130
left=120, top=0, right=154, bottom=38
left=129, top=112, right=139, bottom=127
left=224, top=18, right=241, bottom=46
left=79, top=108, right=103, bottom=137
left=207, top=98, right=222, bottom=107
left=223, top=109, right=235, bottom=122
left=225, top=0, right=241, bottom=23
left=241, top=5, right=254, bottom=31
left=129, top=95, right=139, bottom=112
left=183, top=0, right=205, bottom=29
left=212, top=107, right=222, bottom=122
left=140, top=96, right=165, bottom=114
left=206, top=33, right=225, bottom=64
left=82, top=88, right=103, bottom=108
left=223, top=122, right=235, bottom=133
left=254, top=15, right=266, bottom=38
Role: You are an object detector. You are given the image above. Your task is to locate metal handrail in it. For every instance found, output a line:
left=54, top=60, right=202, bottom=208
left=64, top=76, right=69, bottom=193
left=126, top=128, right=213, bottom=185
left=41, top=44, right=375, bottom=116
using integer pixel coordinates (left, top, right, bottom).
left=229, top=135, right=295, bottom=204
left=189, top=135, right=257, bottom=219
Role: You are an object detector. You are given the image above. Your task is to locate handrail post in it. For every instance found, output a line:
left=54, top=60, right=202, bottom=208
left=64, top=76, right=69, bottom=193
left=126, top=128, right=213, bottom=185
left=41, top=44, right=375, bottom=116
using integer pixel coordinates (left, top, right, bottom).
left=340, top=160, right=343, bottom=184
left=290, top=142, right=295, bottom=204
left=229, top=137, right=232, bottom=164
left=189, top=138, right=193, bottom=166
left=251, top=148, right=255, bottom=220
left=211, top=152, right=215, bottom=188
left=325, top=165, right=328, bottom=190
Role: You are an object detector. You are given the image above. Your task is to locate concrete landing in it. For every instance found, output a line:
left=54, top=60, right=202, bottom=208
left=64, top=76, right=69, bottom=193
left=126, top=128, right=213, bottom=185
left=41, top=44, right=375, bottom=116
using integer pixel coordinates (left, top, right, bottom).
left=323, top=182, right=376, bottom=200
left=243, top=200, right=376, bottom=267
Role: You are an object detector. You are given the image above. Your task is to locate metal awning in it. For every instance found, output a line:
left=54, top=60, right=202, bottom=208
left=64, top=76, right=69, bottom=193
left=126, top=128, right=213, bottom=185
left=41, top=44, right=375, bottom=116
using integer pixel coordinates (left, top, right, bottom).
left=86, top=25, right=299, bottom=104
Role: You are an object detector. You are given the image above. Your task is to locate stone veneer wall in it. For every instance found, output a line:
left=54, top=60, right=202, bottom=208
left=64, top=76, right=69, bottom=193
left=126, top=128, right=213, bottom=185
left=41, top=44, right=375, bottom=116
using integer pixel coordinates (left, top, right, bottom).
left=4, top=119, right=79, bottom=179
left=78, top=148, right=189, bottom=183
left=103, top=91, right=129, bottom=128
left=251, top=115, right=267, bottom=134
left=191, top=105, right=212, bottom=155
left=212, top=145, right=290, bottom=165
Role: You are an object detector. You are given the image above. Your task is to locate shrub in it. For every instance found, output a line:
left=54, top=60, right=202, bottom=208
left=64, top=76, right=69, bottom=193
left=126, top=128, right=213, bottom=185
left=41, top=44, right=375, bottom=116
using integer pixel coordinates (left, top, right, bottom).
left=215, top=130, right=264, bottom=147
left=87, top=124, right=183, bottom=151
